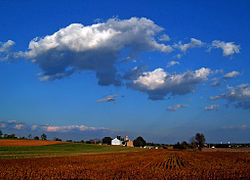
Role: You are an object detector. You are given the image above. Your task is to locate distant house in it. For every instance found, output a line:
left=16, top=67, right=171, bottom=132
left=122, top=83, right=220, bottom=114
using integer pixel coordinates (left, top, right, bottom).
left=111, top=138, right=122, bottom=146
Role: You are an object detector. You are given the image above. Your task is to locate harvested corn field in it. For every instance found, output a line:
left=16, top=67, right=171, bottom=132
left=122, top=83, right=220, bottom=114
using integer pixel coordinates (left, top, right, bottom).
left=0, top=150, right=249, bottom=179
left=0, top=139, right=67, bottom=147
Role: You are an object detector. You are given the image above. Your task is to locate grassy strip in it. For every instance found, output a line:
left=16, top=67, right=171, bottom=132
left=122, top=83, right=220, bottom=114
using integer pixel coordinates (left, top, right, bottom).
left=0, top=143, right=146, bottom=159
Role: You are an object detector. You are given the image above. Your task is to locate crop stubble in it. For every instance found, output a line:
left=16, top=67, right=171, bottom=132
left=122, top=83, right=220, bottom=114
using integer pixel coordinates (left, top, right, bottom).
left=0, top=150, right=249, bottom=179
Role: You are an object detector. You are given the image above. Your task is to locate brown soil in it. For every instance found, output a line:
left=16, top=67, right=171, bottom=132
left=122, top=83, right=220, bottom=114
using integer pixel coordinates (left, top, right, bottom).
left=0, top=139, right=67, bottom=146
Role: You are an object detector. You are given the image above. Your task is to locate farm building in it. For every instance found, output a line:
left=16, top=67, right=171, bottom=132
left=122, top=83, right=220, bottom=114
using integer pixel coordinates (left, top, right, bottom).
left=125, top=139, right=134, bottom=147
left=111, top=138, right=122, bottom=146
left=111, top=135, right=134, bottom=147
left=124, top=136, right=134, bottom=147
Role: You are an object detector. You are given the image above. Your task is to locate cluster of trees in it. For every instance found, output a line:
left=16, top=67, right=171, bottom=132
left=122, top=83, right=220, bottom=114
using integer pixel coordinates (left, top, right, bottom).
left=0, top=130, right=48, bottom=141
left=174, top=133, right=206, bottom=151
left=133, top=136, right=146, bottom=147
left=65, top=139, right=102, bottom=144
left=102, top=137, right=112, bottom=145
left=34, top=133, right=47, bottom=140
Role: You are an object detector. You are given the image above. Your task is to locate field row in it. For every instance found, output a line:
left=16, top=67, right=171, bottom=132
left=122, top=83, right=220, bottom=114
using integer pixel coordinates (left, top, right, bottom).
left=0, top=150, right=249, bottom=179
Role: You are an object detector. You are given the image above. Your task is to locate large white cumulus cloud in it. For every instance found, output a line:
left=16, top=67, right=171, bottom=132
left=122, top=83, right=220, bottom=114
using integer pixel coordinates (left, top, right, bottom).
left=23, top=17, right=172, bottom=85
left=130, top=67, right=210, bottom=100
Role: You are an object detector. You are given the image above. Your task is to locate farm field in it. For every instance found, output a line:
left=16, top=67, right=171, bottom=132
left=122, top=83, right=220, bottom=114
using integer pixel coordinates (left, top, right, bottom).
left=0, top=139, right=67, bottom=147
left=0, top=141, right=145, bottom=159
left=0, top=149, right=249, bottom=179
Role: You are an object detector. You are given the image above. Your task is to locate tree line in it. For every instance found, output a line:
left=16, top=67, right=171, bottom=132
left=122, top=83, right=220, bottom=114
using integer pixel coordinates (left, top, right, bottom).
left=0, top=129, right=207, bottom=150
left=0, top=130, right=48, bottom=140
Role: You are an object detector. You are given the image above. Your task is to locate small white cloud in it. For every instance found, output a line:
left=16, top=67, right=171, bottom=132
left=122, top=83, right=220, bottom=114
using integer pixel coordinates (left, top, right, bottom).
left=167, top=60, right=180, bottom=68
left=8, top=120, right=18, bottom=123
left=133, top=68, right=167, bottom=91
left=0, top=40, right=16, bottom=61
left=14, top=124, right=25, bottom=130
left=174, top=38, right=203, bottom=52
left=0, top=40, right=15, bottom=53
left=214, top=69, right=224, bottom=74
left=120, top=56, right=136, bottom=63
left=167, top=104, right=188, bottom=111
left=223, top=71, right=240, bottom=79
left=204, top=104, right=219, bottom=111
left=222, top=124, right=247, bottom=130
left=42, top=125, right=107, bottom=132
left=131, top=67, right=210, bottom=100
left=211, top=79, right=221, bottom=87
left=159, top=34, right=170, bottom=41
left=0, top=123, right=6, bottom=128
left=173, top=54, right=182, bottom=59
left=211, top=40, right=240, bottom=56
left=31, top=125, right=38, bottom=131
left=96, top=94, right=118, bottom=103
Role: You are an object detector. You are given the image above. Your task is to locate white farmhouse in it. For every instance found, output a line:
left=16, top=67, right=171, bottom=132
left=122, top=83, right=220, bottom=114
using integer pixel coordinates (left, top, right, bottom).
left=111, top=138, right=122, bottom=146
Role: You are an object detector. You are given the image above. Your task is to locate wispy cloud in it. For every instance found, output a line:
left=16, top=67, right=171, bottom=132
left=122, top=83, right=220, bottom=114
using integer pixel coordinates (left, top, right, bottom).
left=210, top=84, right=250, bottom=109
left=222, top=124, right=247, bottom=130
left=0, top=120, right=115, bottom=137
left=14, top=124, right=25, bottom=130
left=8, top=120, right=18, bottom=123
left=158, top=34, right=170, bottom=41
left=31, top=125, right=38, bottom=131
left=214, top=69, right=224, bottom=74
left=0, top=123, right=6, bottom=128
left=211, top=78, right=221, bottom=87
left=167, top=60, right=180, bottom=68
left=223, top=71, right=240, bottom=79
left=0, top=120, right=26, bottom=130
left=0, top=40, right=15, bottom=53
left=204, top=104, right=219, bottom=111
left=174, top=38, right=203, bottom=52
left=173, top=54, right=182, bottom=59
left=41, top=125, right=108, bottom=132
left=211, top=40, right=240, bottom=56
left=96, top=94, right=118, bottom=103
left=167, top=104, right=188, bottom=111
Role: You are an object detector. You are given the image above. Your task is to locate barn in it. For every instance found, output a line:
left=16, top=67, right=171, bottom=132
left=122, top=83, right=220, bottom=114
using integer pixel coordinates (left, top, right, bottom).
left=111, top=138, right=122, bottom=146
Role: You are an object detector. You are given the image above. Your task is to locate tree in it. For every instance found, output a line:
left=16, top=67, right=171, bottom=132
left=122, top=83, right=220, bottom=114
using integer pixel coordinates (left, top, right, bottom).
left=54, top=137, right=62, bottom=141
left=41, top=133, right=47, bottom=140
left=8, top=134, right=16, bottom=139
left=133, top=136, right=146, bottom=147
left=195, top=133, right=206, bottom=151
left=4, top=134, right=8, bottom=138
left=190, top=137, right=197, bottom=149
left=102, top=137, right=112, bottom=145
left=34, top=136, right=39, bottom=140
left=173, top=142, right=182, bottom=149
left=0, top=130, right=2, bottom=138
left=28, top=134, right=32, bottom=139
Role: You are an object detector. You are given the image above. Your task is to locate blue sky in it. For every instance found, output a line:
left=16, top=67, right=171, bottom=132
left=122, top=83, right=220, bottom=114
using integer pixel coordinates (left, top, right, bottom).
left=0, top=0, right=249, bottom=143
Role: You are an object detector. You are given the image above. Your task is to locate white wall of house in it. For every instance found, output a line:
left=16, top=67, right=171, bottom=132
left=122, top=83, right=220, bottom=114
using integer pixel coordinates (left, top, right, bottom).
left=111, top=138, right=122, bottom=145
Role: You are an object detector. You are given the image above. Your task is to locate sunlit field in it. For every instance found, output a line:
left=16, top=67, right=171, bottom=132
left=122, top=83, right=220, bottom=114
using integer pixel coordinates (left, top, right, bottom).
left=0, top=140, right=145, bottom=159
left=0, top=149, right=249, bottom=179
